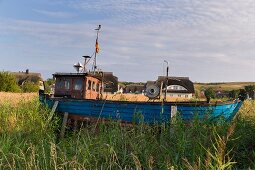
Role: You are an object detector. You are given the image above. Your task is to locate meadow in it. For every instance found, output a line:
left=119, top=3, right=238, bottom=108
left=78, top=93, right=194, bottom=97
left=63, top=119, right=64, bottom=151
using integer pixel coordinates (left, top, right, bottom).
left=0, top=92, right=255, bottom=169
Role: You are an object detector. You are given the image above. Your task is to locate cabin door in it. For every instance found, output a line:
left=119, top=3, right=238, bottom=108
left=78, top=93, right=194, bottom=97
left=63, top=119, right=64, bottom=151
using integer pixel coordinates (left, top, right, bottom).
left=71, top=78, right=84, bottom=99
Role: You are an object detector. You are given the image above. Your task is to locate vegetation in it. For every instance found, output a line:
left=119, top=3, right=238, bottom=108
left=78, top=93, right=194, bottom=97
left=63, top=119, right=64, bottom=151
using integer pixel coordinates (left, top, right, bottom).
left=0, top=71, right=41, bottom=93
left=0, top=72, right=21, bottom=92
left=204, top=88, right=216, bottom=103
left=44, top=78, right=55, bottom=93
left=0, top=94, right=255, bottom=169
left=229, top=89, right=240, bottom=99
left=21, top=81, right=39, bottom=92
left=244, top=85, right=255, bottom=99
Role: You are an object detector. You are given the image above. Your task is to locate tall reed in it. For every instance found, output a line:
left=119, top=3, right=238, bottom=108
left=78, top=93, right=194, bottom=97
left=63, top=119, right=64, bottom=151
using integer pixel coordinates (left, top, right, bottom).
left=0, top=98, right=255, bottom=169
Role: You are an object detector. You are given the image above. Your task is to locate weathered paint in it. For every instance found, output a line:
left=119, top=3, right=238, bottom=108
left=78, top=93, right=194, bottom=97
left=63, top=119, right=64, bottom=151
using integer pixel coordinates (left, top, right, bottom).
left=177, top=100, right=243, bottom=121
left=40, top=94, right=242, bottom=124
left=84, top=75, right=101, bottom=100
left=42, top=97, right=171, bottom=124
left=54, top=73, right=101, bottom=100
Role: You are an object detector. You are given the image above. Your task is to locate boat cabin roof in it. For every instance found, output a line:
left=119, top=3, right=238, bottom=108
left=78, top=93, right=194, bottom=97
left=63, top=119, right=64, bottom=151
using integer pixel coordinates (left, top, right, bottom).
left=53, top=72, right=102, bottom=80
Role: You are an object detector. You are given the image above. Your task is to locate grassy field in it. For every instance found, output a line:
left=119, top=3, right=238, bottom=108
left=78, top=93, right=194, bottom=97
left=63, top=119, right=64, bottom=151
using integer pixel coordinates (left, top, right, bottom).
left=0, top=93, right=255, bottom=169
left=194, top=82, right=255, bottom=91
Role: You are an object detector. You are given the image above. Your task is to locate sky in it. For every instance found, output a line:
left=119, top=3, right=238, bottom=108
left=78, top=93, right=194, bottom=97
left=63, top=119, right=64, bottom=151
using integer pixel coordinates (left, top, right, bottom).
left=0, top=0, right=255, bottom=83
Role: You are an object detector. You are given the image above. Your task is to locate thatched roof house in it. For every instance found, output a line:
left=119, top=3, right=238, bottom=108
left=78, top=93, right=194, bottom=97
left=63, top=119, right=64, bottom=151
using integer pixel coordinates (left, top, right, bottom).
left=11, top=69, right=42, bottom=85
left=124, top=84, right=145, bottom=94
left=146, top=76, right=195, bottom=98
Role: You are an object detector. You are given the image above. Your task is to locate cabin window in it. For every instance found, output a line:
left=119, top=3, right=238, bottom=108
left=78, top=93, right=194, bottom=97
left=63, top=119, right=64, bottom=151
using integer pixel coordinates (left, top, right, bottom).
left=92, top=81, right=95, bottom=91
left=56, top=78, right=70, bottom=90
left=64, top=80, right=70, bottom=90
left=56, top=79, right=64, bottom=89
left=74, top=79, right=83, bottom=91
left=96, top=83, right=100, bottom=92
left=88, top=80, right=91, bottom=90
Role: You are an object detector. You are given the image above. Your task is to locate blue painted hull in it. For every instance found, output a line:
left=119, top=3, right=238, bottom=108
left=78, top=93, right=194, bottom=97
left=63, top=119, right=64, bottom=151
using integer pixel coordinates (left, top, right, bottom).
left=40, top=94, right=242, bottom=123
left=176, top=101, right=243, bottom=121
left=41, top=97, right=171, bottom=124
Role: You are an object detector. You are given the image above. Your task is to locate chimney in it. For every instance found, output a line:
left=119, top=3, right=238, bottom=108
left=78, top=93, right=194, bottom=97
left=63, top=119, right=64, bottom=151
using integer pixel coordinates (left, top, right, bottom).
left=26, top=69, right=29, bottom=74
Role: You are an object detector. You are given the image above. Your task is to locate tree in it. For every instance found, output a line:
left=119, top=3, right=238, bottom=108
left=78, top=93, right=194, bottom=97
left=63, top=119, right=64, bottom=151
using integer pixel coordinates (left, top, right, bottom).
left=44, top=78, right=55, bottom=93
left=21, top=81, right=39, bottom=92
left=244, top=85, right=255, bottom=99
left=204, top=88, right=216, bottom=103
left=229, top=89, right=240, bottom=99
left=0, top=71, right=21, bottom=92
left=239, top=89, right=247, bottom=101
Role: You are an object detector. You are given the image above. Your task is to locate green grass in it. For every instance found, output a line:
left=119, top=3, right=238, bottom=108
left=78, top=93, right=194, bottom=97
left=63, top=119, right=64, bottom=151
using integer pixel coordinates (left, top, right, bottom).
left=0, top=99, right=255, bottom=169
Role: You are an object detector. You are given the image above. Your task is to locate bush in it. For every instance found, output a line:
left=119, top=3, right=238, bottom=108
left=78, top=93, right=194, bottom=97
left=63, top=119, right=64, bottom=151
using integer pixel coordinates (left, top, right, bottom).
left=204, top=88, right=216, bottom=103
left=0, top=71, right=21, bottom=92
left=44, top=78, right=55, bottom=93
left=21, top=81, right=39, bottom=92
left=245, top=85, right=255, bottom=99
left=229, top=89, right=240, bottom=99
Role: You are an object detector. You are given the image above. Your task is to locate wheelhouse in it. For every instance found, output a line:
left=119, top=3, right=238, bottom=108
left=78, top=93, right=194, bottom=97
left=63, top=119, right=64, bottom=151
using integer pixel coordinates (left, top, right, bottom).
left=53, top=73, right=101, bottom=100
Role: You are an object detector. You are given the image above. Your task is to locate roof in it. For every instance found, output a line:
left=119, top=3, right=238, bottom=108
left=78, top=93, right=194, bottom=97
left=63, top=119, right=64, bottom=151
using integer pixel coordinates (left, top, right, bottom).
left=102, top=72, right=118, bottom=93
left=125, top=84, right=145, bottom=88
left=12, top=71, right=42, bottom=85
left=53, top=72, right=101, bottom=80
left=147, top=76, right=195, bottom=93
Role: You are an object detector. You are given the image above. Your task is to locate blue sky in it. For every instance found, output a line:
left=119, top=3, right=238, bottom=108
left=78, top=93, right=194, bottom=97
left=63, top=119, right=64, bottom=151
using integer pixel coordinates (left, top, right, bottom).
left=0, top=0, right=255, bottom=82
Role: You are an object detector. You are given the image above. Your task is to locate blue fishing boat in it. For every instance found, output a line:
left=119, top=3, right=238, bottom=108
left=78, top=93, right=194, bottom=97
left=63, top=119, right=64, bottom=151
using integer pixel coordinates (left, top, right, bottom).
left=38, top=25, right=243, bottom=131
left=39, top=91, right=242, bottom=124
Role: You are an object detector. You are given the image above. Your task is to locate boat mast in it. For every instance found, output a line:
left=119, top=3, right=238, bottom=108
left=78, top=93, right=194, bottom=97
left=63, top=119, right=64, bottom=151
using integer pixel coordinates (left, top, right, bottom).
left=93, top=25, right=101, bottom=74
left=164, top=60, right=169, bottom=101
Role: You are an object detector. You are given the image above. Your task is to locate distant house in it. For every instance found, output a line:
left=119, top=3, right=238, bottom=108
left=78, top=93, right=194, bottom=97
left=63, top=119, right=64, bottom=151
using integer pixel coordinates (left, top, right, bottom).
left=146, top=76, right=195, bottom=99
left=215, top=90, right=230, bottom=98
left=124, top=84, right=145, bottom=94
left=102, top=72, right=118, bottom=94
left=11, top=69, right=42, bottom=85
left=117, top=84, right=125, bottom=94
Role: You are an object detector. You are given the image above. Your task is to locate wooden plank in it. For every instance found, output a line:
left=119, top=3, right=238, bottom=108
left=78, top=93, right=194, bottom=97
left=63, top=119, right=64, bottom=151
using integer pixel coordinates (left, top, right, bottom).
left=47, top=101, right=59, bottom=123
left=60, top=112, right=69, bottom=138
left=73, top=120, right=78, bottom=132
left=171, top=106, right=177, bottom=118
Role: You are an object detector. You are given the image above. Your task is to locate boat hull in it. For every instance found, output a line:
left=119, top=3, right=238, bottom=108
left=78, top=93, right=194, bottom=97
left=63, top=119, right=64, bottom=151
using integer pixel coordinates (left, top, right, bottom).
left=176, top=101, right=242, bottom=121
left=41, top=96, right=172, bottom=124
left=39, top=94, right=242, bottom=124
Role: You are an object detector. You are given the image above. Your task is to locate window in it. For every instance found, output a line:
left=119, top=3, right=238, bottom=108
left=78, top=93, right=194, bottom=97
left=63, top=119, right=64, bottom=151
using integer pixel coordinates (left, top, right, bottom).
left=96, top=83, right=100, bottom=92
left=88, top=80, right=91, bottom=90
left=178, top=94, right=181, bottom=97
left=64, top=80, right=70, bottom=90
left=185, top=95, right=188, bottom=98
left=74, top=79, right=83, bottom=90
left=56, top=79, right=64, bottom=89
left=92, top=81, right=95, bottom=91
left=167, top=85, right=187, bottom=91
left=56, top=78, right=70, bottom=90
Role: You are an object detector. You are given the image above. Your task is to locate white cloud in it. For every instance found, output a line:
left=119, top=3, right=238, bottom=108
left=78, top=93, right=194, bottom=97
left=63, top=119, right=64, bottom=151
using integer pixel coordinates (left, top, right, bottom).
left=1, top=0, right=255, bottom=81
left=33, top=9, right=76, bottom=18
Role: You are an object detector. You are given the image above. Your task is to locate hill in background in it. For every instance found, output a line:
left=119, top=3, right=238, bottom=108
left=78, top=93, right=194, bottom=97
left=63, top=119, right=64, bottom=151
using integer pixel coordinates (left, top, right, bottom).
left=194, top=82, right=255, bottom=91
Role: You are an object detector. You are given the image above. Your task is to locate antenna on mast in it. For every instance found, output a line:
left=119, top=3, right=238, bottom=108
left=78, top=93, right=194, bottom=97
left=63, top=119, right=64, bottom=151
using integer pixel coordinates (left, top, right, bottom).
left=82, top=55, right=91, bottom=73
left=73, top=62, right=83, bottom=73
